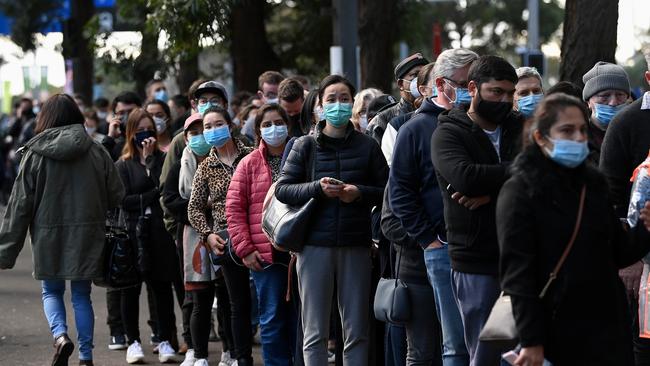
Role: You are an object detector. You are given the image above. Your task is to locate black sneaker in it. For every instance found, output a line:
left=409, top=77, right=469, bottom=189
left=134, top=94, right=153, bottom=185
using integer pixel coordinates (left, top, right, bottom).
left=108, top=334, right=127, bottom=350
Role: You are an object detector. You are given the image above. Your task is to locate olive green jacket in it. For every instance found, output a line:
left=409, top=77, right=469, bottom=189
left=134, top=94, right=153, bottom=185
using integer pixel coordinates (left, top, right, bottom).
left=0, top=124, right=125, bottom=280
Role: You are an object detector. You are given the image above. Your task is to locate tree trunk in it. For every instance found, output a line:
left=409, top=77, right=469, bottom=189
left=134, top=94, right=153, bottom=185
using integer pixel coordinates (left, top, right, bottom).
left=65, top=0, right=94, bottom=104
left=559, top=0, right=618, bottom=87
left=358, top=0, right=397, bottom=93
left=133, top=27, right=161, bottom=99
left=229, top=0, right=281, bottom=93
left=176, top=55, right=199, bottom=96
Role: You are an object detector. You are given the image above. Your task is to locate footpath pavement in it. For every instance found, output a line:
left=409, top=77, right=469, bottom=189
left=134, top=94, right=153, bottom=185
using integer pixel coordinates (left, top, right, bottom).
left=0, top=240, right=263, bottom=365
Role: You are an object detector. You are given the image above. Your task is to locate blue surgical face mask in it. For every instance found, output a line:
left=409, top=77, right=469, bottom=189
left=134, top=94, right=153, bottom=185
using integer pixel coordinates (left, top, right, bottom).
left=203, top=125, right=231, bottom=147
left=409, top=78, right=421, bottom=99
left=359, top=114, right=369, bottom=131
left=153, top=116, right=168, bottom=134
left=314, top=106, right=325, bottom=121
left=593, top=103, right=626, bottom=128
left=544, top=137, right=589, bottom=168
left=198, top=102, right=222, bottom=116
left=261, top=124, right=288, bottom=147
left=444, top=81, right=471, bottom=107
left=323, top=102, right=353, bottom=128
left=517, top=93, right=543, bottom=119
left=188, top=134, right=211, bottom=156
left=266, top=98, right=279, bottom=105
left=154, top=89, right=168, bottom=103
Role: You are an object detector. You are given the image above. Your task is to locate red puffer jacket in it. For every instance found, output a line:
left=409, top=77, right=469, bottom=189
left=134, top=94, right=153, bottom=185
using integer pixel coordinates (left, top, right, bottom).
left=226, top=141, right=275, bottom=264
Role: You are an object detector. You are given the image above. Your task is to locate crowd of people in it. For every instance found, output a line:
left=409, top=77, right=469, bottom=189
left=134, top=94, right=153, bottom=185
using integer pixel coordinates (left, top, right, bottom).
left=1, top=46, right=650, bottom=366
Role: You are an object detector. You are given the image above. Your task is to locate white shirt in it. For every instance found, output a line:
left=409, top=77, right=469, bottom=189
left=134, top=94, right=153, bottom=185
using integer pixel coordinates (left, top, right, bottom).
left=482, top=126, right=502, bottom=161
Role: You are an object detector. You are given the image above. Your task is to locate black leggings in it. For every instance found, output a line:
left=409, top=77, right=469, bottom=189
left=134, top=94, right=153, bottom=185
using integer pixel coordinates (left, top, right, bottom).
left=121, top=280, right=175, bottom=344
left=190, top=286, right=216, bottom=359
left=216, top=274, right=234, bottom=353
left=221, top=262, right=253, bottom=363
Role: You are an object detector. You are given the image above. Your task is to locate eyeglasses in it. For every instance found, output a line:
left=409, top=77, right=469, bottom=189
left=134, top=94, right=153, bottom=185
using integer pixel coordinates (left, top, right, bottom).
left=593, top=91, right=628, bottom=104
left=443, top=77, right=468, bottom=89
left=198, top=97, right=223, bottom=106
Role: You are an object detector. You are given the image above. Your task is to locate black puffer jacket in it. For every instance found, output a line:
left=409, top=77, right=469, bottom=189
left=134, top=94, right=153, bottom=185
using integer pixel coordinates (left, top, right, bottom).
left=276, top=120, right=389, bottom=247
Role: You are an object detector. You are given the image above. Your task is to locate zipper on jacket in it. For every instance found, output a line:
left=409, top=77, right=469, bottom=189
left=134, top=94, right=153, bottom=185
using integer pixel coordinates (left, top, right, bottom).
left=336, top=150, right=341, bottom=246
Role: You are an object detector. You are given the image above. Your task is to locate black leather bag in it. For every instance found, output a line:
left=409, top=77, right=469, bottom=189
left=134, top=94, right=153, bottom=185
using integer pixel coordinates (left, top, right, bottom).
left=135, top=195, right=152, bottom=277
left=373, top=245, right=411, bottom=324
left=95, top=210, right=140, bottom=289
left=208, top=229, right=243, bottom=267
left=262, top=136, right=317, bottom=253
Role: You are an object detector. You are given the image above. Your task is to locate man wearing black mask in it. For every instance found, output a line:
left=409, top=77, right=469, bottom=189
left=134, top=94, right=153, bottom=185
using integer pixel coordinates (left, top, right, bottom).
left=102, top=91, right=142, bottom=161
left=431, top=55, right=523, bottom=366
left=278, top=77, right=307, bottom=137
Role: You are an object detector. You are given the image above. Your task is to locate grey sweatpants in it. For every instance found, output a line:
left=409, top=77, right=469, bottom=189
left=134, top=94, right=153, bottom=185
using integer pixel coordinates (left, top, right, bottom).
left=296, top=245, right=371, bottom=366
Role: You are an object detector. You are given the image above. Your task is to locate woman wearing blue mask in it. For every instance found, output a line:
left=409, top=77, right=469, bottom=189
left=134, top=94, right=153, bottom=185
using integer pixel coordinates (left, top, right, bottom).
left=116, top=108, right=179, bottom=364
left=226, top=104, right=294, bottom=366
left=582, top=61, right=631, bottom=165
left=496, top=93, right=650, bottom=366
left=188, top=106, right=254, bottom=366
left=275, top=75, right=389, bottom=365
left=145, top=100, right=174, bottom=152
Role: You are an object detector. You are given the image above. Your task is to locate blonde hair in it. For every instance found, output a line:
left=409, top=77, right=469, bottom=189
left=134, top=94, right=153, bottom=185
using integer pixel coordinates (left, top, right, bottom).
left=351, top=88, right=382, bottom=130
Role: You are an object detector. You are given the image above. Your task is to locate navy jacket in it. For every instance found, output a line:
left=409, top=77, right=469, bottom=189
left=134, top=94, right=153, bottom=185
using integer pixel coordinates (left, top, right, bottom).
left=276, top=121, right=388, bottom=247
left=389, top=98, right=447, bottom=248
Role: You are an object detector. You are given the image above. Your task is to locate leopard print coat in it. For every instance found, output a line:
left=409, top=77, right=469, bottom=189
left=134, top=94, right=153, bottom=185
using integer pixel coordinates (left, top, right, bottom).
left=188, top=139, right=253, bottom=239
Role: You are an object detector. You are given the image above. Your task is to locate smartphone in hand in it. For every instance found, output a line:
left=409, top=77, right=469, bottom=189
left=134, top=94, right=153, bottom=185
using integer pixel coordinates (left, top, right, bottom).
left=328, top=178, right=345, bottom=186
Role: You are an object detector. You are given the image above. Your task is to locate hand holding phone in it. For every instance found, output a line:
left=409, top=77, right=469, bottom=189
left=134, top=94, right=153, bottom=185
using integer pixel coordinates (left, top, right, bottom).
left=328, top=178, right=345, bottom=185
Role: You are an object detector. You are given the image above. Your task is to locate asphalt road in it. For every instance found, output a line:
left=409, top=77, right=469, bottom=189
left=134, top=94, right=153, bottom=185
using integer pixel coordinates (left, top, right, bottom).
left=0, top=240, right=263, bottom=366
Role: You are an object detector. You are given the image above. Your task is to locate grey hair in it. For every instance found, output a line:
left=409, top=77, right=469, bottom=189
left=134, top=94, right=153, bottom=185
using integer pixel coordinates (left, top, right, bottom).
left=432, top=48, right=479, bottom=80
left=516, top=66, right=543, bottom=83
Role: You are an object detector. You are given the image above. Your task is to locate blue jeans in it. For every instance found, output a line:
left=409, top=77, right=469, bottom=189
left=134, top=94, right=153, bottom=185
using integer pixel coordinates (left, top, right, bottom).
left=423, top=246, right=469, bottom=366
left=451, top=270, right=502, bottom=366
left=42, top=280, right=94, bottom=361
left=251, top=264, right=297, bottom=366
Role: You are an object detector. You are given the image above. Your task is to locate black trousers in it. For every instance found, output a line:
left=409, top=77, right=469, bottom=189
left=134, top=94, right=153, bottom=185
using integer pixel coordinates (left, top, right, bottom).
left=190, top=286, right=216, bottom=359
left=121, top=280, right=175, bottom=344
left=221, top=262, right=253, bottom=363
left=106, top=288, right=124, bottom=337
left=216, top=274, right=234, bottom=353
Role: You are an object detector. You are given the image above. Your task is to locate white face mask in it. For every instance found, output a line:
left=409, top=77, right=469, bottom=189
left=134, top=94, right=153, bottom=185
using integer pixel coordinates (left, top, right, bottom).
left=153, top=116, right=168, bottom=133
left=359, top=114, right=369, bottom=131
left=85, top=126, right=96, bottom=136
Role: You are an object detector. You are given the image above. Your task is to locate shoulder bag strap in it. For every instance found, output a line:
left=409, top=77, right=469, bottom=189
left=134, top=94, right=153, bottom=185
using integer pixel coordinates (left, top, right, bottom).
left=539, top=184, right=587, bottom=298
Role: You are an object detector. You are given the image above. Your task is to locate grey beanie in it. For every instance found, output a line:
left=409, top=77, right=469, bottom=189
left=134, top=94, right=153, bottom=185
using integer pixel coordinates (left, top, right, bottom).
left=582, top=61, right=630, bottom=101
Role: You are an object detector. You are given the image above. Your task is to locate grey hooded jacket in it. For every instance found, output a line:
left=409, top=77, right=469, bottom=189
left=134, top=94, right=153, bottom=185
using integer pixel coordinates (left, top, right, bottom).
left=0, top=124, right=124, bottom=280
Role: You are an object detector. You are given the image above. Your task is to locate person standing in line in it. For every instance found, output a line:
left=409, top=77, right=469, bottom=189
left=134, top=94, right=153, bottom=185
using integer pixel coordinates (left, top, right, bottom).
left=0, top=93, right=125, bottom=366
left=600, top=49, right=650, bottom=366
left=227, top=104, right=296, bottom=365
left=498, top=93, right=650, bottom=365
left=390, top=48, right=479, bottom=366
left=188, top=106, right=255, bottom=366
left=276, top=74, right=389, bottom=365
left=115, top=108, right=179, bottom=364
left=431, top=55, right=523, bottom=366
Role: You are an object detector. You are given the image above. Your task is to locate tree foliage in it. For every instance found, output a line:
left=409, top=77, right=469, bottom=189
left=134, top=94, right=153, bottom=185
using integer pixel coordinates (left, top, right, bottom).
left=402, top=0, right=564, bottom=60
left=0, top=0, right=61, bottom=51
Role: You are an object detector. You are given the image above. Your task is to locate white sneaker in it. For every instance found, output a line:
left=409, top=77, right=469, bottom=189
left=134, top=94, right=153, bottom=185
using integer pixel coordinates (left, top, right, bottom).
left=218, top=351, right=237, bottom=366
left=194, top=359, right=210, bottom=366
left=158, top=340, right=176, bottom=363
left=180, top=349, right=196, bottom=366
left=328, top=350, right=336, bottom=363
left=126, top=341, right=145, bottom=364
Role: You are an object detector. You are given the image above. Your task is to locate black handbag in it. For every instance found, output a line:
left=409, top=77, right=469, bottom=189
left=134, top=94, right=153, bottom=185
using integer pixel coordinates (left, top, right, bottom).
left=135, top=194, right=152, bottom=277
left=373, top=245, right=411, bottom=324
left=94, top=209, right=140, bottom=289
left=479, top=185, right=587, bottom=348
left=208, top=229, right=243, bottom=267
left=262, top=136, right=317, bottom=253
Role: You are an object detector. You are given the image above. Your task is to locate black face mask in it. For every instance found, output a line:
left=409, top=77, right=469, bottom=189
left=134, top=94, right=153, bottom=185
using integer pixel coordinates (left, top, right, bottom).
left=288, top=114, right=301, bottom=128
left=134, top=130, right=155, bottom=147
left=475, top=90, right=513, bottom=125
